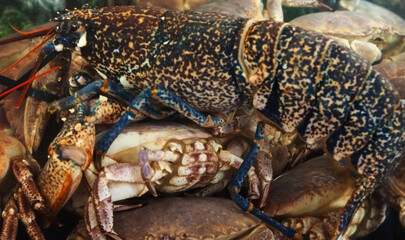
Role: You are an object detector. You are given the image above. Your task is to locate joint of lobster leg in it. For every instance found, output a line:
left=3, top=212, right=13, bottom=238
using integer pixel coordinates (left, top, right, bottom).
left=99, top=78, right=110, bottom=93
left=201, top=114, right=222, bottom=128
left=49, top=80, right=107, bottom=113
left=229, top=188, right=302, bottom=239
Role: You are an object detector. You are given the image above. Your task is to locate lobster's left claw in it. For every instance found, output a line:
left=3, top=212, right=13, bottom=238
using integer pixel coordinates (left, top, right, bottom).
left=37, top=104, right=95, bottom=215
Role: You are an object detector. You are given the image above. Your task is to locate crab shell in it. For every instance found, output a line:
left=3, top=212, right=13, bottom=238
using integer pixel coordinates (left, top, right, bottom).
left=339, top=0, right=405, bottom=33
left=289, top=11, right=405, bottom=61
left=193, top=0, right=266, bottom=20
left=264, top=155, right=387, bottom=238
left=374, top=61, right=405, bottom=99
left=264, top=155, right=356, bottom=217
left=68, top=197, right=269, bottom=240
left=0, top=131, right=26, bottom=185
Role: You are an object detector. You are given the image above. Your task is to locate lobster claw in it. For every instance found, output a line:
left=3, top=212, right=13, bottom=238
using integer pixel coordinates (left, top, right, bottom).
left=37, top=104, right=95, bottom=215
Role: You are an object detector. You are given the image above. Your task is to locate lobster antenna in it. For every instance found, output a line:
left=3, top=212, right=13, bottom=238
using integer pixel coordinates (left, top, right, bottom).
left=15, top=60, right=42, bottom=108
left=0, top=25, right=57, bottom=107
left=0, top=49, right=59, bottom=102
left=0, top=29, right=56, bottom=76
left=15, top=28, right=57, bottom=108
left=0, top=66, right=60, bottom=99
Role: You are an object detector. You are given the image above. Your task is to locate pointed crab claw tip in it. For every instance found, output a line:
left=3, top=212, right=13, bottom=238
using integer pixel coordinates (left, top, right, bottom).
left=59, top=146, right=88, bottom=166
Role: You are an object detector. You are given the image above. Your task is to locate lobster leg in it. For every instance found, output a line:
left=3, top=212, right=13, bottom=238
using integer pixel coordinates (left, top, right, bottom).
left=50, top=81, right=226, bottom=163
left=229, top=122, right=302, bottom=239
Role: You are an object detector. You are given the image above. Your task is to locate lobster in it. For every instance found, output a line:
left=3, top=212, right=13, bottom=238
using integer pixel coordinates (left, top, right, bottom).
left=1, top=4, right=404, bottom=240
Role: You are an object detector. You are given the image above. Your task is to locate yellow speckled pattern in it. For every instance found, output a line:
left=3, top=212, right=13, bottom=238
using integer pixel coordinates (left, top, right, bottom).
left=52, top=5, right=404, bottom=237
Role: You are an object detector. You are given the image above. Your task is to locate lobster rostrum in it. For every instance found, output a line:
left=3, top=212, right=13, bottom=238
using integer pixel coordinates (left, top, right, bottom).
left=1, top=4, right=404, bottom=240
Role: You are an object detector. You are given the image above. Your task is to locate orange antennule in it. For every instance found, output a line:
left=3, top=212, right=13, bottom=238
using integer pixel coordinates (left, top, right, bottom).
left=0, top=66, right=60, bottom=100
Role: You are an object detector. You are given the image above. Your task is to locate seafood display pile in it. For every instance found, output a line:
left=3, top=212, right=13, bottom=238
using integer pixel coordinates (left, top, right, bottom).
left=0, top=0, right=404, bottom=239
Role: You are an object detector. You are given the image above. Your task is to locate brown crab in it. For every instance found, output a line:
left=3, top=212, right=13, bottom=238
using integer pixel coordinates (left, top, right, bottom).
left=289, top=1, right=405, bottom=63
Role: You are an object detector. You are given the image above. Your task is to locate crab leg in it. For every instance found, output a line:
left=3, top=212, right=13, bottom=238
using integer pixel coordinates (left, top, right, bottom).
left=12, top=158, right=54, bottom=220
left=1, top=197, right=18, bottom=240
left=15, top=186, right=45, bottom=240
left=84, top=196, right=109, bottom=240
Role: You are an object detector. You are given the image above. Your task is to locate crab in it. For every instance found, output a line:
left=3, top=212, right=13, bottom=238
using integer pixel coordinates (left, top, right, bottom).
left=289, top=2, right=405, bottom=63
left=68, top=197, right=271, bottom=240
left=264, top=154, right=390, bottom=239
left=77, top=113, right=388, bottom=239
left=81, top=111, right=285, bottom=238
left=66, top=154, right=389, bottom=240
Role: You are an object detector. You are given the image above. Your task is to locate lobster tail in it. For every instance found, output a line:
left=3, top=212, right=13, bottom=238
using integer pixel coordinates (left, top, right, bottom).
left=243, top=20, right=404, bottom=237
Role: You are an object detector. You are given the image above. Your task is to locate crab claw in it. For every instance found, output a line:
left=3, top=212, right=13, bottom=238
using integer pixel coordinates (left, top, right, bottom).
left=37, top=105, right=95, bottom=215
left=138, top=146, right=159, bottom=197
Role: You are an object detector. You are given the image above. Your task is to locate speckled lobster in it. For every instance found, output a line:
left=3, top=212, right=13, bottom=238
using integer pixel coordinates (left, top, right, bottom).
left=1, top=4, right=404, bottom=240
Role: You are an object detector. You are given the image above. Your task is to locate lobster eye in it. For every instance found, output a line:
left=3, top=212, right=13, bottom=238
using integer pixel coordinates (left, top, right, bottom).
left=71, top=21, right=85, bottom=32
left=81, top=3, right=91, bottom=9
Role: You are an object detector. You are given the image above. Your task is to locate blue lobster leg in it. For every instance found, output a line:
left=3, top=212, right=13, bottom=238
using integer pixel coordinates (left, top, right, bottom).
left=229, top=122, right=303, bottom=240
left=49, top=79, right=135, bottom=112
left=95, top=84, right=227, bottom=164
left=51, top=80, right=227, bottom=162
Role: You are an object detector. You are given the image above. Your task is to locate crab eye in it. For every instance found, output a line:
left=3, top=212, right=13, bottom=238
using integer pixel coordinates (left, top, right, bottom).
left=180, top=233, right=187, bottom=239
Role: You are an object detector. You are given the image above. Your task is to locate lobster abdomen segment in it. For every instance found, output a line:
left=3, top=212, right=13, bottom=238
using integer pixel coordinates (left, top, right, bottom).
left=247, top=21, right=403, bottom=163
left=326, top=69, right=400, bottom=161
